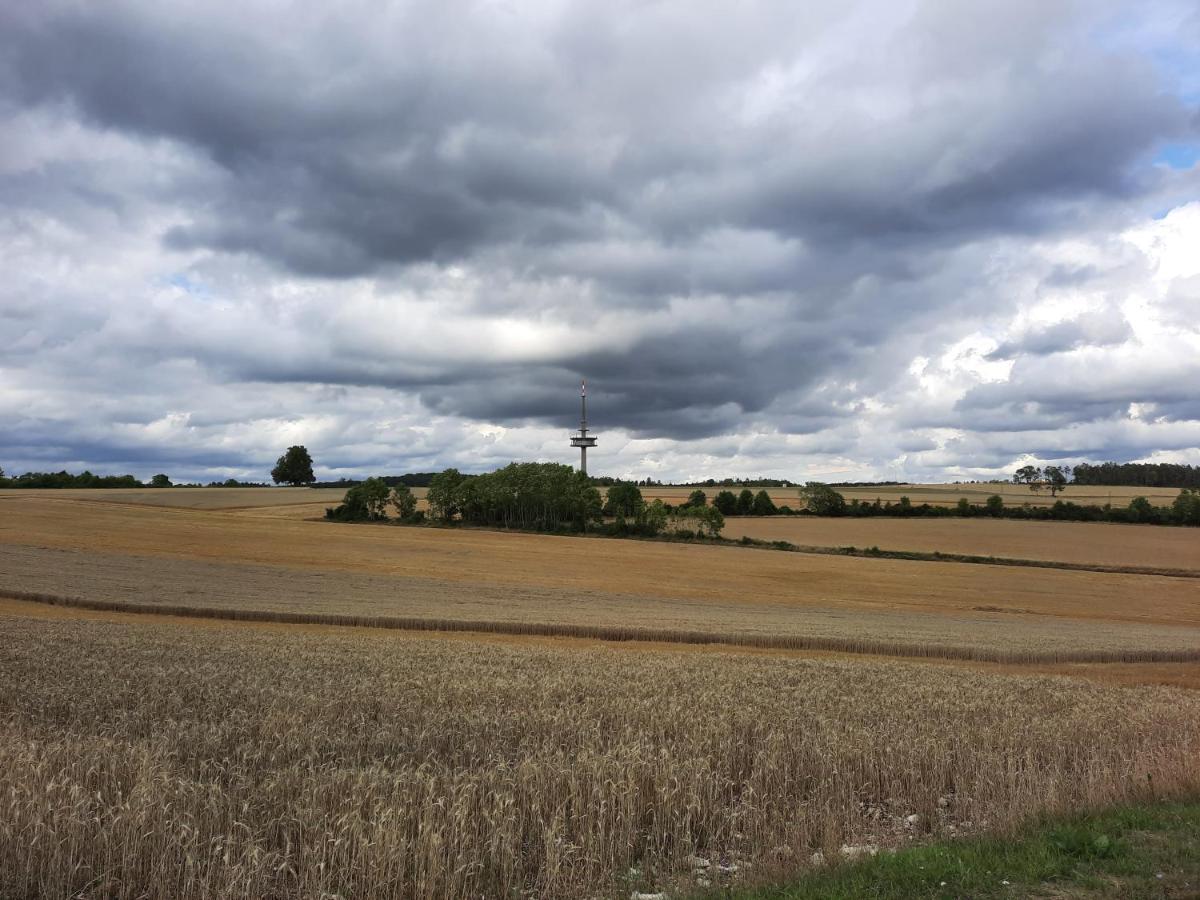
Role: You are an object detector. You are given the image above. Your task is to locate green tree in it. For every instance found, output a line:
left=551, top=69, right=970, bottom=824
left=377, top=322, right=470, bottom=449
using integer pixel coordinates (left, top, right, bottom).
left=956, top=497, right=971, bottom=516
left=799, top=482, right=847, bottom=516
left=604, top=482, right=645, bottom=519
left=1127, top=496, right=1155, bottom=523
left=149, top=473, right=172, bottom=488
left=271, top=446, right=316, bottom=486
left=1013, top=464, right=1042, bottom=485
left=751, top=489, right=777, bottom=516
left=1172, top=488, right=1200, bottom=526
left=713, top=490, right=738, bottom=516
left=641, top=499, right=669, bottom=535
left=736, top=488, right=754, bottom=515
left=358, top=477, right=391, bottom=519
left=390, top=484, right=417, bottom=519
left=686, top=489, right=707, bottom=508
left=427, top=468, right=467, bottom=520
left=986, top=494, right=1004, bottom=516
left=330, top=478, right=392, bottom=521
left=672, top=504, right=725, bottom=537
left=1043, top=465, right=1069, bottom=497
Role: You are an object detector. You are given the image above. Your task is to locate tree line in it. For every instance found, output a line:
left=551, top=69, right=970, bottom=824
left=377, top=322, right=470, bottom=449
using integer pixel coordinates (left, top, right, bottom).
left=326, top=464, right=728, bottom=538
left=0, top=469, right=274, bottom=488
left=791, top=484, right=1200, bottom=527
left=1071, top=462, right=1200, bottom=488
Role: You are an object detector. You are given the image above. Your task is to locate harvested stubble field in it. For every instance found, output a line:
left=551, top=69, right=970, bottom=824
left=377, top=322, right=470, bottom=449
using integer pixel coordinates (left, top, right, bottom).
left=2, top=613, right=1200, bottom=900
left=722, top=516, right=1200, bottom=572
left=0, top=485, right=349, bottom=510
left=4, top=496, right=1200, bottom=660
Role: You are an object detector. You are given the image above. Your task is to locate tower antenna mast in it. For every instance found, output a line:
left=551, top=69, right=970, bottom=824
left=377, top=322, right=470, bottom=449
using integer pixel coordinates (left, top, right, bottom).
left=570, top=380, right=598, bottom=475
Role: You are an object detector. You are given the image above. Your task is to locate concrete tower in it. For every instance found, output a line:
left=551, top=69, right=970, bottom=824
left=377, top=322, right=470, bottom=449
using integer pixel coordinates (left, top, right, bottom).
left=570, top=380, right=597, bottom=475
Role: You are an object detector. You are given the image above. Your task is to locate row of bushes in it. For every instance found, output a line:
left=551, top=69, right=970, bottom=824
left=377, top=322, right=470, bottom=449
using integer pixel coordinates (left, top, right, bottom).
left=326, top=466, right=729, bottom=537
left=813, top=486, right=1200, bottom=526
left=678, top=481, right=1200, bottom=526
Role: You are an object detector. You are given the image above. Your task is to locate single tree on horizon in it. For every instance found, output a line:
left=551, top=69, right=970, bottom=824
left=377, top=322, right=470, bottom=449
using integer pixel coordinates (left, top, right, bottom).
left=272, top=446, right=316, bottom=486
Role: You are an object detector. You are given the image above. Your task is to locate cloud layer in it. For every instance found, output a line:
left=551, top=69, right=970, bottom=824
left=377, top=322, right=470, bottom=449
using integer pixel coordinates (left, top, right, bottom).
left=2, top=0, right=1199, bottom=482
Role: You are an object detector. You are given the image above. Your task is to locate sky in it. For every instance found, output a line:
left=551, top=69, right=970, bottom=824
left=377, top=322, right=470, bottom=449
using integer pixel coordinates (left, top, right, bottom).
left=2, top=0, right=1199, bottom=484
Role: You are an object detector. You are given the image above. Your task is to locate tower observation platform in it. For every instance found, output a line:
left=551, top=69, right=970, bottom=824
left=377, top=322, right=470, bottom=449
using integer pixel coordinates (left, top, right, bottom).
left=570, top=380, right=597, bottom=475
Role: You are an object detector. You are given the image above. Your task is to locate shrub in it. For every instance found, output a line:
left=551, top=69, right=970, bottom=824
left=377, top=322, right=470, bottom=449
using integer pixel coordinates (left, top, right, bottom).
left=800, top=482, right=847, bottom=516
left=390, top=484, right=417, bottom=520
left=713, top=490, right=738, bottom=516
left=603, top=482, right=645, bottom=519
left=670, top=504, right=725, bottom=537
left=752, top=489, right=777, bottom=516
left=736, top=488, right=754, bottom=515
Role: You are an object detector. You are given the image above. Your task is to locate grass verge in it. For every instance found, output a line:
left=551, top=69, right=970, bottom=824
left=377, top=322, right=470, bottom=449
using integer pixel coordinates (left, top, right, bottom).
left=732, top=802, right=1200, bottom=899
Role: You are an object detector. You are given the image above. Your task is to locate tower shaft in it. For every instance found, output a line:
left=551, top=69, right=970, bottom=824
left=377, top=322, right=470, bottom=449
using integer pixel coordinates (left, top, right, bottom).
left=570, top=379, right=597, bottom=475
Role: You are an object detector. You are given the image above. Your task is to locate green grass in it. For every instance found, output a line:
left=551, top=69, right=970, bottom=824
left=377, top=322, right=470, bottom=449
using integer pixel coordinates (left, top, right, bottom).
left=729, top=802, right=1200, bottom=899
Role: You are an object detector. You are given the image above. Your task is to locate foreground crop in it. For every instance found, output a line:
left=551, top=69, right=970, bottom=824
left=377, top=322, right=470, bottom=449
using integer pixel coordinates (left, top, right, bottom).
left=1, top=615, right=1199, bottom=898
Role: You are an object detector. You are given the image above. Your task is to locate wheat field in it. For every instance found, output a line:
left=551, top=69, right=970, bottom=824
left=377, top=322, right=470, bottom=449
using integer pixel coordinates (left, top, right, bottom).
left=2, top=612, right=1199, bottom=899
left=4, top=497, right=1200, bottom=662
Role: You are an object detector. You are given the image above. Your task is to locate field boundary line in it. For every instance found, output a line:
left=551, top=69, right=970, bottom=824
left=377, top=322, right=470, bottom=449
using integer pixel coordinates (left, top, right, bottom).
left=3, top=588, right=1198, bottom=666
left=773, top=543, right=1200, bottom=579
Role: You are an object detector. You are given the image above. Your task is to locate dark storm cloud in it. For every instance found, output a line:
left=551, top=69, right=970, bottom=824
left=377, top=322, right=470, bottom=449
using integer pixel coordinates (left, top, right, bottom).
left=388, top=317, right=864, bottom=439
left=1, top=0, right=1199, bottom=479
left=2, top=1, right=1192, bottom=279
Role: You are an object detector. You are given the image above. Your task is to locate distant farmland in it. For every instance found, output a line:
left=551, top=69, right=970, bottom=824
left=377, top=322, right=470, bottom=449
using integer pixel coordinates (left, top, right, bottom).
left=1, top=480, right=1184, bottom=514
left=637, top=482, right=1184, bottom=509
left=3, top=494, right=1200, bottom=659
left=722, top=515, right=1200, bottom=572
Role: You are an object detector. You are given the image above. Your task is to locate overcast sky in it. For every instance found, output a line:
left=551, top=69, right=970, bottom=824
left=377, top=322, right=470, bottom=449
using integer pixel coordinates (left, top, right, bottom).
left=2, top=0, right=1199, bottom=483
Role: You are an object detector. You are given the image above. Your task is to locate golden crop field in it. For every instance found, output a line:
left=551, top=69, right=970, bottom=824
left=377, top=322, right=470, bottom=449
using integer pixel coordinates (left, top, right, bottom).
left=2, top=488, right=1199, bottom=898
left=0, top=485, right=349, bottom=509
left=4, top=496, right=1200, bottom=659
left=3, top=612, right=1199, bottom=900
left=723, top=516, right=1200, bottom=572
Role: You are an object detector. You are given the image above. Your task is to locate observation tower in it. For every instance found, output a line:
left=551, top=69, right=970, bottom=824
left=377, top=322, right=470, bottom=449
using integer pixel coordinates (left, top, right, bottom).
left=570, top=380, right=598, bottom=475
